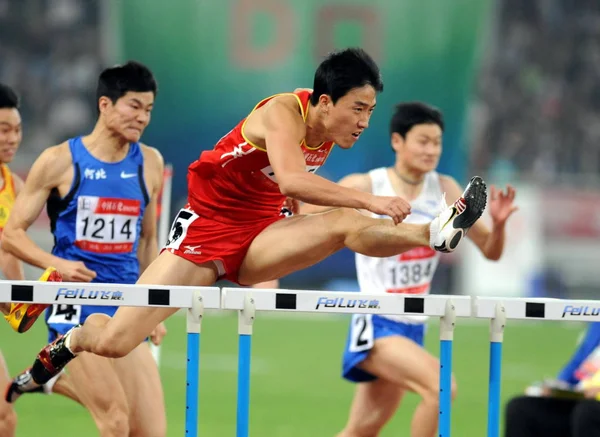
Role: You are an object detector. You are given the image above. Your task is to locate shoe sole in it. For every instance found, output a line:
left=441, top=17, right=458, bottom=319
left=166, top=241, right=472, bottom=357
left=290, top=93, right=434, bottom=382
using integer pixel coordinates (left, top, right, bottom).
left=436, top=176, right=488, bottom=252
left=452, top=176, right=487, bottom=230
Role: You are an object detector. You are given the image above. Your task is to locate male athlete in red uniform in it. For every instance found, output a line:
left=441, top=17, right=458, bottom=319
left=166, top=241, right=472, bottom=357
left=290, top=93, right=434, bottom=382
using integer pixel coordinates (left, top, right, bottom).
left=7, top=48, right=488, bottom=390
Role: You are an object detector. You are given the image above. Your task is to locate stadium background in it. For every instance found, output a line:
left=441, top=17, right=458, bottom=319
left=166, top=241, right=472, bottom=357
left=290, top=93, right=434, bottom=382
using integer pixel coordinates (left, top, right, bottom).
left=1, top=0, right=600, bottom=435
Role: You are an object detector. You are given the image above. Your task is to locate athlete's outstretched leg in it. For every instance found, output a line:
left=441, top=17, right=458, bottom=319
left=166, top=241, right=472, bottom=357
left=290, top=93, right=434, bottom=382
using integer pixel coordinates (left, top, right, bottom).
left=9, top=178, right=485, bottom=387
left=238, top=176, right=486, bottom=284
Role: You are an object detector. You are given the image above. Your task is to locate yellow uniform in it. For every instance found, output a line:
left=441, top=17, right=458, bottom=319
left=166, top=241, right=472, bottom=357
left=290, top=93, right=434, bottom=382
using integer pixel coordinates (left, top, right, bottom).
left=0, top=164, right=63, bottom=333
left=0, top=163, right=16, bottom=230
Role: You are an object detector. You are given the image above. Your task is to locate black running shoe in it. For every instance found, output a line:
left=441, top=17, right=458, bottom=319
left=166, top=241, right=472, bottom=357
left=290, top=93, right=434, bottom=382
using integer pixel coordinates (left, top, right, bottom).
left=29, top=325, right=79, bottom=385
left=430, top=176, right=488, bottom=253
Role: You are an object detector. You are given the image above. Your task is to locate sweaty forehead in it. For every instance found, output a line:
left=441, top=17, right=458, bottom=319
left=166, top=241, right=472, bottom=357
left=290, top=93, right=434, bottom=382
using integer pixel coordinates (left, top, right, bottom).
left=0, top=108, right=21, bottom=126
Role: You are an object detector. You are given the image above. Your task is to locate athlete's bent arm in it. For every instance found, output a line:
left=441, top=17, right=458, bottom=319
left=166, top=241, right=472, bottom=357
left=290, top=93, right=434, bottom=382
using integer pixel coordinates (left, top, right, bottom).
left=262, top=98, right=410, bottom=224
left=300, top=173, right=372, bottom=215
left=0, top=174, right=24, bottom=280
left=137, top=146, right=164, bottom=274
left=440, top=175, right=517, bottom=261
left=1, top=145, right=96, bottom=281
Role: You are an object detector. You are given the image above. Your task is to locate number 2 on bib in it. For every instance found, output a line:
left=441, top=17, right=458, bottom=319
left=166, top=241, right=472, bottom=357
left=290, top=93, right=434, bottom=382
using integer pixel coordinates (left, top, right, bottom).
left=349, top=314, right=374, bottom=352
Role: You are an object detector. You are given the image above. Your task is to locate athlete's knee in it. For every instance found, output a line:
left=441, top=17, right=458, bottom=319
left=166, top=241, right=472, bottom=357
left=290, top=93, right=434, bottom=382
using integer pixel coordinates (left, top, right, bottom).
left=326, top=208, right=373, bottom=239
left=96, top=404, right=130, bottom=436
left=94, top=332, right=135, bottom=359
left=84, top=313, right=112, bottom=327
left=91, top=326, right=136, bottom=359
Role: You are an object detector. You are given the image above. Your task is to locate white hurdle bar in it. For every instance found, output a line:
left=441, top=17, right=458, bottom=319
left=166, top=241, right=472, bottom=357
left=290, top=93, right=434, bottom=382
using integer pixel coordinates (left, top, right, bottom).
left=7, top=280, right=600, bottom=437
left=0, top=280, right=220, bottom=437
left=472, top=296, right=600, bottom=437
left=222, top=288, right=472, bottom=437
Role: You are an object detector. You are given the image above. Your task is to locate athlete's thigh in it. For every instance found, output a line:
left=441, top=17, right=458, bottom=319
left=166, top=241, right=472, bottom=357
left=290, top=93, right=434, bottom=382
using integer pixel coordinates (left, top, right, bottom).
left=238, top=210, right=349, bottom=284
left=103, top=250, right=219, bottom=349
left=64, top=352, right=129, bottom=425
left=345, top=378, right=405, bottom=431
left=360, top=335, right=440, bottom=397
left=113, top=343, right=165, bottom=437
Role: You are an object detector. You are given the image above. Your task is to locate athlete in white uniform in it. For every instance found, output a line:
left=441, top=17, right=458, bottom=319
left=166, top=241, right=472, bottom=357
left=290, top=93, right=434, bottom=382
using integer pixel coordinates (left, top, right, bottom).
left=305, top=102, right=517, bottom=437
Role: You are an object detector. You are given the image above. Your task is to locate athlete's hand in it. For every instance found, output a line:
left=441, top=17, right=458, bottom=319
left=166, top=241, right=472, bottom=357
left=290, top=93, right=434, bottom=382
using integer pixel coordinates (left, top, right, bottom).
left=53, top=259, right=97, bottom=282
left=150, top=322, right=167, bottom=346
left=489, top=184, right=518, bottom=226
left=367, top=195, right=411, bottom=224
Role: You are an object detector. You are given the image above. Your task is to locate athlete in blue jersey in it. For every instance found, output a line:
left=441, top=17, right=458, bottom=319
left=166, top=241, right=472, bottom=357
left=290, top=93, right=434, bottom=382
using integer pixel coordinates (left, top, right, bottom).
left=2, top=62, right=167, bottom=437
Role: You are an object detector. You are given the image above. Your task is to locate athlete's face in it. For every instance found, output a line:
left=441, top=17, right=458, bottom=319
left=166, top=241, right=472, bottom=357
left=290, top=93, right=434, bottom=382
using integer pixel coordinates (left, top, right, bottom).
left=392, top=123, right=442, bottom=173
left=0, top=108, right=22, bottom=164
left=99, top=91, right=155, bottom=143
left=320, top=85, right=377, bottom=149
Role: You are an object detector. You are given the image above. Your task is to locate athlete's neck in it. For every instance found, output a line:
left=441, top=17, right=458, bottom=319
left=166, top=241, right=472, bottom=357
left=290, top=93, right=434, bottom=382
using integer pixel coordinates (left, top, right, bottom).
left=304, top=104, right=329, bottom=147
left=392, top=162, right=426, bottom=197
left=82, top=124, right=131, bottom=163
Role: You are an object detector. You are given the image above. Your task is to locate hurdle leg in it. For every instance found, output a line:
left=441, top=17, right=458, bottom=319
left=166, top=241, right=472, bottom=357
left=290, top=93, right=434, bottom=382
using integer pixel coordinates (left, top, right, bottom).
left=237, top=293, right=256, bottom=437
left=185, top=291, right=204, bottom=437
left=487, top=303, right=506, bottom=437
left=439, top=299, right=457, bottom=437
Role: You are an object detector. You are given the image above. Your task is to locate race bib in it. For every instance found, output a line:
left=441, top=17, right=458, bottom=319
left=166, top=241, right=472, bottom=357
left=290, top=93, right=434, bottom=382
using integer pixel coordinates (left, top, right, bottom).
left=385, top=247, right=439, bottom=295
left=47, top=304, right=82, bottom=325
left=75, top=196, right=140, bottom=254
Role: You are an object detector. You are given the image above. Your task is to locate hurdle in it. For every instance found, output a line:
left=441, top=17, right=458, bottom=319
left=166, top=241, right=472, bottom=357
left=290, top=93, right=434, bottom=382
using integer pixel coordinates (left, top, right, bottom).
left=0, top=279, right=220, bottom=437
left=222, top=288, right=472, bottom=437
left=472, top=296, right=600, bottom=437
left=6, top=281, right=600, bottom=436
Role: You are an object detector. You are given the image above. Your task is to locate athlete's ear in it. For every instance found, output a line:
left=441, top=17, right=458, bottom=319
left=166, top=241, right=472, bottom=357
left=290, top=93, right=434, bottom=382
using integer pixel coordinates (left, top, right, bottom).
left=97, top=96, right=112, bottom=115
left=318, top=94, right=333, bottom=113
left=390, top=132, right=404, bottom=153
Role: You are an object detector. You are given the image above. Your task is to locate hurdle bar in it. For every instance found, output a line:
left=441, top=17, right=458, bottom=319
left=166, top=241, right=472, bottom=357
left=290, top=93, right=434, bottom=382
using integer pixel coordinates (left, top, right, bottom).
left=222, top=288, right=472, bottom=437
left=0, top=280, right=220, bottom=437
left=472, top=296, right=600, bottom=437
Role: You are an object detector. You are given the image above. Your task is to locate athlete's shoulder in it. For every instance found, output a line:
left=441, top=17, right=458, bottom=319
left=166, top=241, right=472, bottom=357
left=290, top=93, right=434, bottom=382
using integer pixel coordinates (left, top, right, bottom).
left=139, top=143, right=164, bottom=168
left=264, top=93, right=304, bottom=111
left=438, top=173, right=458, bottom=188
left=139, top=144, right=165, bottom=191
left=28, top=142, right=73, bottom=189
left=40, top=142, right=73, bottom=167
left=338, top=172, right=372, bottom=192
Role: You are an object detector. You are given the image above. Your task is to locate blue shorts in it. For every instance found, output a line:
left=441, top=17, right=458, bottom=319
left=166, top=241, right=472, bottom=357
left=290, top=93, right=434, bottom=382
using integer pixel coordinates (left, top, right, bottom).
left=45, top=304, right=118, bottom=343
left=341, top=314, right=425, bottom=383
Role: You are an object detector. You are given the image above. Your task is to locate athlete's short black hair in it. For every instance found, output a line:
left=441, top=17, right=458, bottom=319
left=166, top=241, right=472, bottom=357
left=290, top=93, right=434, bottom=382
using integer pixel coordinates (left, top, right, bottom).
left=310, top=48, right=383, bottom=105
left=96, top=60, right=158, bottom=110
left=0, top=83, right=20, bottom=109
left=390, top=102, right=444, bottom=138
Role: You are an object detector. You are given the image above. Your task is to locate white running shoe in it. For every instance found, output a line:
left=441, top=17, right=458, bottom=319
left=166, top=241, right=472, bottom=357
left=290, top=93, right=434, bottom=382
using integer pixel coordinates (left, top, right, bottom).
left=429, top=176, right=487, bottom=253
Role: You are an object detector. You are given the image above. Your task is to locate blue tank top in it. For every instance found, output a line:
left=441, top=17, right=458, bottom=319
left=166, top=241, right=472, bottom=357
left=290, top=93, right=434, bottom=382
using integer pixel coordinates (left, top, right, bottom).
left=47, top=137, right=149, bottom=284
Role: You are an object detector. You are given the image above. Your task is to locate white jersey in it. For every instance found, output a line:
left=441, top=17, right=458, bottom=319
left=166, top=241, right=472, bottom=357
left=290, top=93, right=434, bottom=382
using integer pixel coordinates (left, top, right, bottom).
left=355, top=167, right=443, bottom=324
